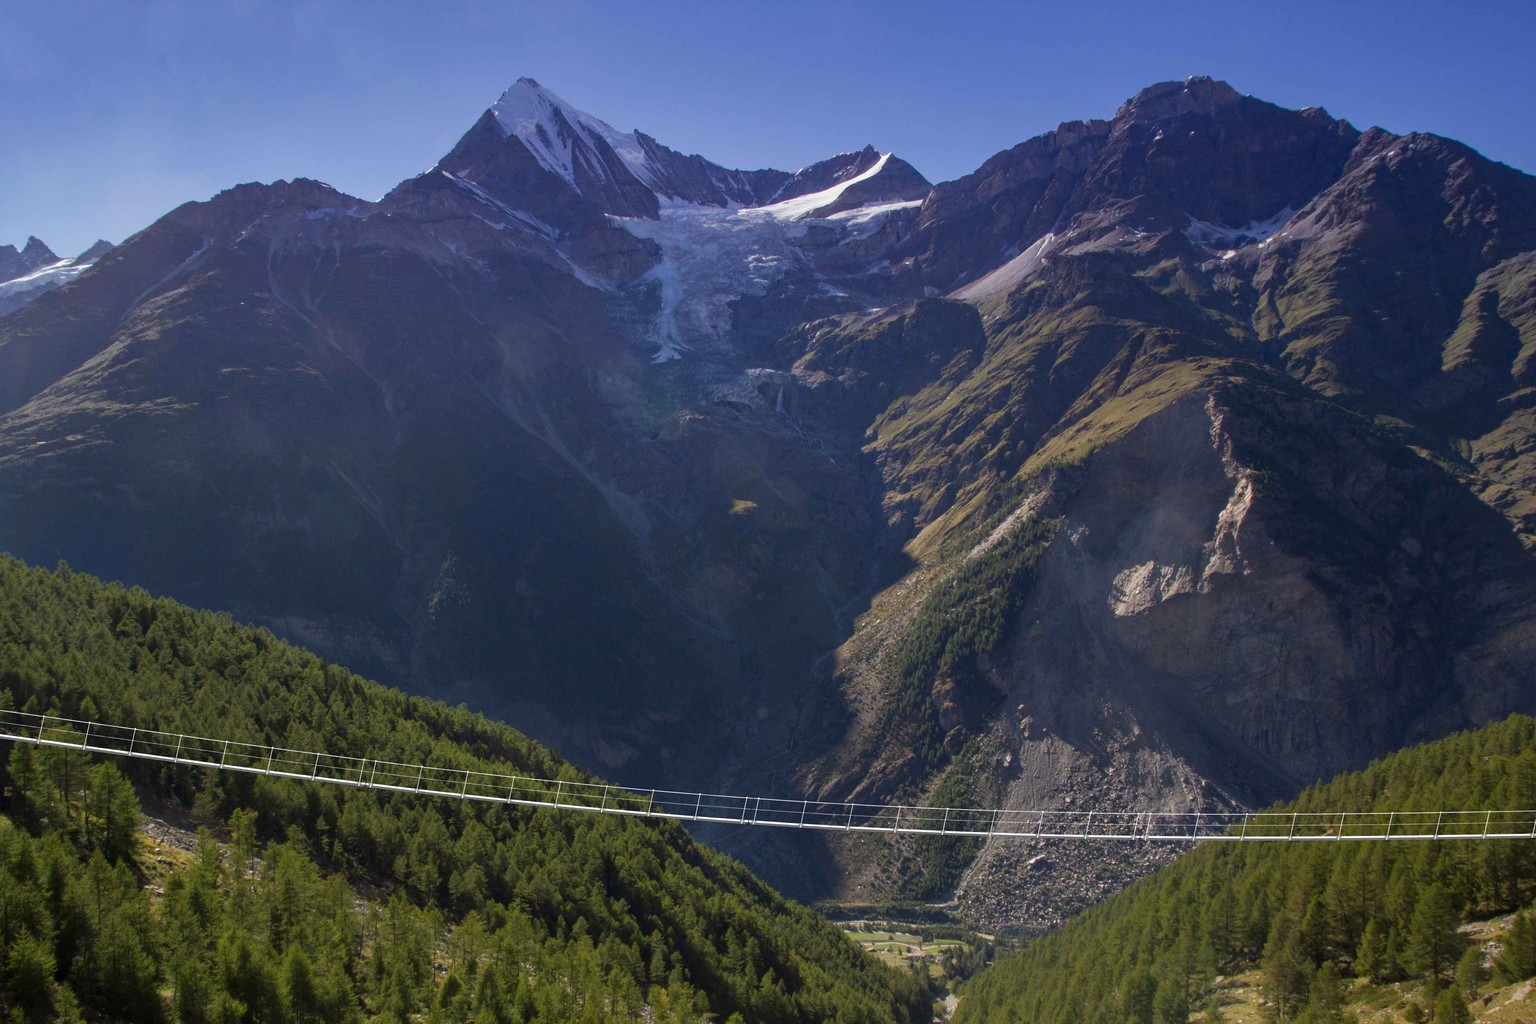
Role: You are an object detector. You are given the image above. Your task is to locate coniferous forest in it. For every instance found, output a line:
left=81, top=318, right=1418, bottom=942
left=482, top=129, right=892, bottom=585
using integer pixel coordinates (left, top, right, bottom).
left=954, top=715, right=1536, bottom=1023
left=0, top=555, right=930, bottom=1023
left=4, top=530, right=1536, bottom=1024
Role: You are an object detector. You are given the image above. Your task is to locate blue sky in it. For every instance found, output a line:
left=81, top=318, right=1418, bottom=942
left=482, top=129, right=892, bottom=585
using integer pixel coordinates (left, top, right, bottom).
left=4, top=0, right=1533, bottom=256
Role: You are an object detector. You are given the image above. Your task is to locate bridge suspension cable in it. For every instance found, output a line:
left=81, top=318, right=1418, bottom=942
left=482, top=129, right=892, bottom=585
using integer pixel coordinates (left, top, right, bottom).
left=2, top=710, right=1532, bottom=843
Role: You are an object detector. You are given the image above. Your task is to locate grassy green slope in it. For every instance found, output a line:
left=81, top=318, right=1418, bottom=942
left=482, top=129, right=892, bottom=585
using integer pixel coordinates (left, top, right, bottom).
left=953, top=715, right=1536, bottom=1024
left=0, top=554, right=929, bottom=1024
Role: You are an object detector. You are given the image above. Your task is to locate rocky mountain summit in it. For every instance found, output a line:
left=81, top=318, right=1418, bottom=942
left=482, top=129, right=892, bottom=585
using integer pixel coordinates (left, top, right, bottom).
left=2, top=77, right=1534, bottom=929
left=0, top=236, right=60, bottom=281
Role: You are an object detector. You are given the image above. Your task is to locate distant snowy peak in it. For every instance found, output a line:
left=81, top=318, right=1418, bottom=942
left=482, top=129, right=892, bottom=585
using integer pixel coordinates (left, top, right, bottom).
left=762, top=147, right=931, bottom=219
left=478, top=78, right=929, bottom=220
left=0, top=236, right=59, bottom=282
left=0, top=237, right=114, bottom=318
left=487, top=78, right=783, bottom=215
left=768, top=147, right=884, bottom=204
left=491, top=78, right=650, bottom=193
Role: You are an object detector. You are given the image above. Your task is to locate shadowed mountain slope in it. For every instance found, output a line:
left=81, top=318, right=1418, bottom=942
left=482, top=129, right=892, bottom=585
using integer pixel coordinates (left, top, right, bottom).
left=2, top=77, right=1535, bottom=928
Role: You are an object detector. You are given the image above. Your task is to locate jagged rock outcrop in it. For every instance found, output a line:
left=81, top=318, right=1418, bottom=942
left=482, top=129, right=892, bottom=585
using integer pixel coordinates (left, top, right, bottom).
left=0, top=236, right=57, bottom=280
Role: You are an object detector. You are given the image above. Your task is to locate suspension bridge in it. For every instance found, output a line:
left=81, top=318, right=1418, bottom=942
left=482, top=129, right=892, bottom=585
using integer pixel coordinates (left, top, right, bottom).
left=2, top=709, right=1532, bottom=842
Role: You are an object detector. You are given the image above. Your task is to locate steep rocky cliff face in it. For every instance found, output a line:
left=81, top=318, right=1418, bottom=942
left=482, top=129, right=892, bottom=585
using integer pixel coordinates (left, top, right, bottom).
left=949, top=384, right=1536, bottom=928
left=774, top=80, right=1536, bottom=927
left=3, top=77, right=1535, bottom=928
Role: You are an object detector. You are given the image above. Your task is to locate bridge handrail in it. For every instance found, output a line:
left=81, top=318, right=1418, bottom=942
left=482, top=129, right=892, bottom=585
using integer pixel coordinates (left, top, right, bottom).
left=2, top=709, right=1532, bottom=842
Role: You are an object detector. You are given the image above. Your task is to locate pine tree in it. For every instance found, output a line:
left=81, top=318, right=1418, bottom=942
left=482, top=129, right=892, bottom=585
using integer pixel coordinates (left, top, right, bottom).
left=1433, top=983, right=1471, bottom=1024
left=281, top=944, right=322, bottom=1023
left=1405, top=885, right=1461, bottom=982
left=1153, top=972, right=1190, bottom=1024
left=471, top=969, right=510, bottom=1024
left=79, top=905, right=162, bottom=1024
left=1356, top=919, right=1389, bottom=981
left=82, top=763, right=139, bottom=864
left=1119, top=968, right=1157, bottom=1024
left=1295, top=962, right=1347, bottom=1024
left=1454, top=944, right=1486, bottom=996
left=1496, top=908, right=1536, bottom=983
left=1262, top=915, right=1313, bottom=1022
left=5, top=931, right=56, bottom=1023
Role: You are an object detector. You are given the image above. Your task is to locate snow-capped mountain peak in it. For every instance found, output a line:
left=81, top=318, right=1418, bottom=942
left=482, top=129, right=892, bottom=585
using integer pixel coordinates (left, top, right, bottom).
left=448, top=78, right=932, bottom=227
left=427, top=80, right=936, bottom=362
left=752, top=151, right=894, bottom=221
left=0, top=237, right=114, bottom=318
left=0, top=237, right=58, bottom=282
left=491, top=77, right=658, bottom=193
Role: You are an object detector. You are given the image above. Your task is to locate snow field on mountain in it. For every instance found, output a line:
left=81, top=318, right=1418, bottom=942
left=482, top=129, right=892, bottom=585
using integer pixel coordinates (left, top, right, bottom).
left=740, top=153, right=894, bottom=221
left=1183, top=205, right=1296, bottom=252
left=616, top=202, right=806, bottom=361
left=0, top=257, right=95, bottom=300
left=951, top=232, right=1057, bottom=302
left=615, top=176, right=917, bottom=362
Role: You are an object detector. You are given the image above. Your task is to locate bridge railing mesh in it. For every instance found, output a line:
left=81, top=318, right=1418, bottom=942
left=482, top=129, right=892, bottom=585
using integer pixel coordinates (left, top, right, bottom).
left=3, top=710, right=1532, bottom=841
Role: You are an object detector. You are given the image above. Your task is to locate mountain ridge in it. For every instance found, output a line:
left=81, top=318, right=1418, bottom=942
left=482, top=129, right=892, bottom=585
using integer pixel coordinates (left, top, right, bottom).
left=2, top=75, right=1534, bottom=930
left=0, top=235, right=114, bottom=318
